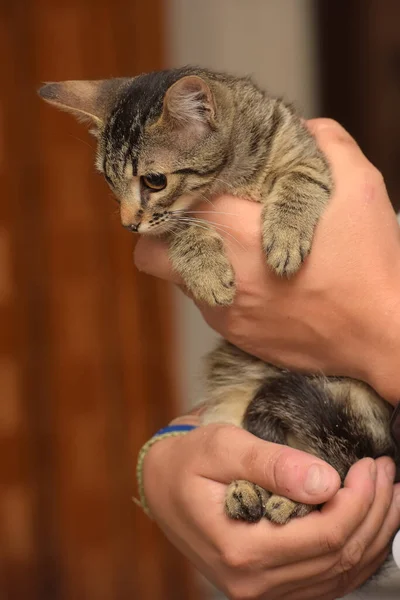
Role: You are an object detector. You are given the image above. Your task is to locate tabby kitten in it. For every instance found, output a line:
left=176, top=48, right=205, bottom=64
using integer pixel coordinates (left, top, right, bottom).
left=39, top=67, right=397, bottom=530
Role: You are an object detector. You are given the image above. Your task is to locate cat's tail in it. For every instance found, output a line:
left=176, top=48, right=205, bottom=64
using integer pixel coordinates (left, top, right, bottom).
left=243, top=372, right=393, bottom=481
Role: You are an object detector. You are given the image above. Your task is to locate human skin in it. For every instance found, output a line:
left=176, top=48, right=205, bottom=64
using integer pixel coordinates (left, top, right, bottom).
left=135, top=120, right=400, bottom=598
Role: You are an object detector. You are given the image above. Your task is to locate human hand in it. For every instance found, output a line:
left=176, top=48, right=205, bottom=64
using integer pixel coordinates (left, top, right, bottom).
left=142, top=422, right=400, bottom=599
left=134, top=119, right=400, bottom=404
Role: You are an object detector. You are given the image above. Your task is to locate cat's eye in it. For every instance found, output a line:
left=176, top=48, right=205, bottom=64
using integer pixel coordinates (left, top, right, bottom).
left=141, top=173, right=167, bottom=191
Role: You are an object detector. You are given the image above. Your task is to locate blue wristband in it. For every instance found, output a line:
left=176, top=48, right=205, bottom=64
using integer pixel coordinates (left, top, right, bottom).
left=153, top=424, right=198, bottom=437
left=135, top=423, right=198, bottom=517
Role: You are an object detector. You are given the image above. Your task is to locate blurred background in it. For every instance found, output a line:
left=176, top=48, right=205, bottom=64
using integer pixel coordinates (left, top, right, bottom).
left=2, top=1, right=400, bottom=599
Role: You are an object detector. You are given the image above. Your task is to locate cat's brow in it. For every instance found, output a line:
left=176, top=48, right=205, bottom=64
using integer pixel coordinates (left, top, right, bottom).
left=172, top=167, right=218, bottom=176
left=172, top=156, right=229, bottom=177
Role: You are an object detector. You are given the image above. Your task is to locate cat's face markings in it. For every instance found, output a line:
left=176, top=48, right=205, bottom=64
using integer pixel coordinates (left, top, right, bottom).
left=118, top=174, right=194, bottom=235
left=39, top=70, right=225, bottom=234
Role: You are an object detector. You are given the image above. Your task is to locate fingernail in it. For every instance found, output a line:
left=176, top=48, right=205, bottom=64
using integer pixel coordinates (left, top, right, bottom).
left=304, top=464, right=333, bottom=495
left=386, top=461, right=396, bottom=482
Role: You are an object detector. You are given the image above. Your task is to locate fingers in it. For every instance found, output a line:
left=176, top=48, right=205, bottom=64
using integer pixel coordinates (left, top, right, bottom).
left=134, top=235, right=178, bottom=282
left=240, top=457, right=376, bottom=567
left=360, top=480, right=400, bottom=567
left=315, top=459, right=377, bottom=554
left=306, top=118, right=369, bottom=170
left=306, top=118, right=385, bottom=215
left=192, top=424, right=340, bottom=505
left=278, top=461, right=399, bottom=597
left=342, top=549, right=389, bottom=597
left=337, top=457, right=396, bottom=568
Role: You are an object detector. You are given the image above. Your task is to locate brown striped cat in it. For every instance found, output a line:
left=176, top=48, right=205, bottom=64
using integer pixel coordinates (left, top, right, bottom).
left=39, top=68, right=397, bottom=548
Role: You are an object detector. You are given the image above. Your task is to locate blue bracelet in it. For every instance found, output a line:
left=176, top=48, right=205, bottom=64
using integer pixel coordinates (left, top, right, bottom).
left=135, top=423, right=198, bottom=517
left=153, top=424, right=198, bottom=437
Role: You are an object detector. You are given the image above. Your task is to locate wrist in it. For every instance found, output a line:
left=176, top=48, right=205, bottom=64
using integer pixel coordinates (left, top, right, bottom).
left=137, top=424, right=198, bottom=517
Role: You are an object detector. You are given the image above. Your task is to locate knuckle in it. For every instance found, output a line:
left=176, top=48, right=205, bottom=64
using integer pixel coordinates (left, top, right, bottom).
left=220, top=545, right=252, bottom=570
left=312, top=117, right=341, bottom=132
left=203, top=423, right=235, bottom=456
left=310, top=118, right=353, bottom=143
left=225, top=582, right=265, bottom=600
left=239, top=441, right=260, bottom=477
left=366, top=164, right=384, bottom=187
left=269, top=449, right=289, bottom=491
left=355, top=163, right=384, bottom=189
left=322, top=525, right=348, bottom=553
left=337, top=539, right=365, bottom=573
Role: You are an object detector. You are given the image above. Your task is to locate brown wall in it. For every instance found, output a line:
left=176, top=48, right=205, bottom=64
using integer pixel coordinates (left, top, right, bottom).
left=318, top=0, right=400, bottom=211
left=0, top=1, right=199, bottom=599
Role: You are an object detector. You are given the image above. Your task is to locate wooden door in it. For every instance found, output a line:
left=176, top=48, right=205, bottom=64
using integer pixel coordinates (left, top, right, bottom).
left=0, top=1, right=200, bottom=599
left=317, top=0, right=400, bottom=211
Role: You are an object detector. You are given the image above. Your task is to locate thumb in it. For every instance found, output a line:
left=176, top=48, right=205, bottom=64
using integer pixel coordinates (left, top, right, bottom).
left=192, top=424, right=341, bottom=505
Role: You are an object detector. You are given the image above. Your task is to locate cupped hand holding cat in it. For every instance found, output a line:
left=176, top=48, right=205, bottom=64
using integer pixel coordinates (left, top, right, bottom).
left=142, top=422, right=398, bottom=599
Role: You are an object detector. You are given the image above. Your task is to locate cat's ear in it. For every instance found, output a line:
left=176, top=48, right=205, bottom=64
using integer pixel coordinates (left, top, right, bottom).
left=38, top=79, right=127, bottom=128
left=163, top=75, right=216, bottom=131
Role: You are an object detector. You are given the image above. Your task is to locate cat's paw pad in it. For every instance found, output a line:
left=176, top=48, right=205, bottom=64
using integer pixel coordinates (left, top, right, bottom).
left=187, top=261, right=236, bottom=306
left=225, top=480, right=270, bottom=523
left=263, top=227, right=312, bottom=277
left=264, top=494, right=313, bottom=524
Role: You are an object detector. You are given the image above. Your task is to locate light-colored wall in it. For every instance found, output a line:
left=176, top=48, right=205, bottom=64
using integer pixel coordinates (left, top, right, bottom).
left=165, top=0, right=319, bottom=407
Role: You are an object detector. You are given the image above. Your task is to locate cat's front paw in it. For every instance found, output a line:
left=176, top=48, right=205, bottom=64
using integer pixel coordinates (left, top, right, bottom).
left=263, top=225, right=312, bottom=277
left=225, top=480, right=270, bottom=523
left=264, top=494, right=314, bottom=524
left=185, top=260, right=236, bottom=306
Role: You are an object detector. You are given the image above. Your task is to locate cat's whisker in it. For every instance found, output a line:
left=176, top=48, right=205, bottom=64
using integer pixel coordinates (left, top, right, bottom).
left=175, top=216, right=236, bottom=231
left=67, top=134, right=96, bottom=151
left=207, top=225, right=248, bottom=254
left=175, top=217, right=247, bottom=252
left=210, top=177, right=237, bottom=193
left=177, top=215, right=242, bottom=234
left=178, top=210, right=239, bottom=218
left=190, top=191, right=217, bottom=208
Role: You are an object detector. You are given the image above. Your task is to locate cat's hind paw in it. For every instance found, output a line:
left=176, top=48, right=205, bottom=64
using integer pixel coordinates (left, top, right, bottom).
left=225, top=480, right=270, bottom=523
left=264, top=494, right=314, bottom=524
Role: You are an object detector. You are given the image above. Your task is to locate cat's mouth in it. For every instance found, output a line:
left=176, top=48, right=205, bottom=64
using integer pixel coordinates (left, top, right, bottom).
left=125, top=208, right=194, bottom=235
left=134, top=213, right=176, bottom=235
left=142, top=221, right=175, bottom=235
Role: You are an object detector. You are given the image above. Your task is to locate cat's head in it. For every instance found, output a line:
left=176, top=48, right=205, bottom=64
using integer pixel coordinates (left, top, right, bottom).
left=38, top=69, right=231, bottom=234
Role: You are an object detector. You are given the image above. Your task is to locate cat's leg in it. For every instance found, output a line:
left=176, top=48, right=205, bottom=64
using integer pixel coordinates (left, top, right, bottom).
left=237, top=373, right=394, bottom=526
left=224, top=403, right=315, bottom=525
left=168, top=223, right=235, bottom=306
left=203, top=389, right=314, bottom=524
left=260, top=166, right=331, bottom=277
left=202, top=344, right=318, bottom=524
left=225, top=480, right=271, bottom=522
left=225, top=480, right=314, bottom=524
